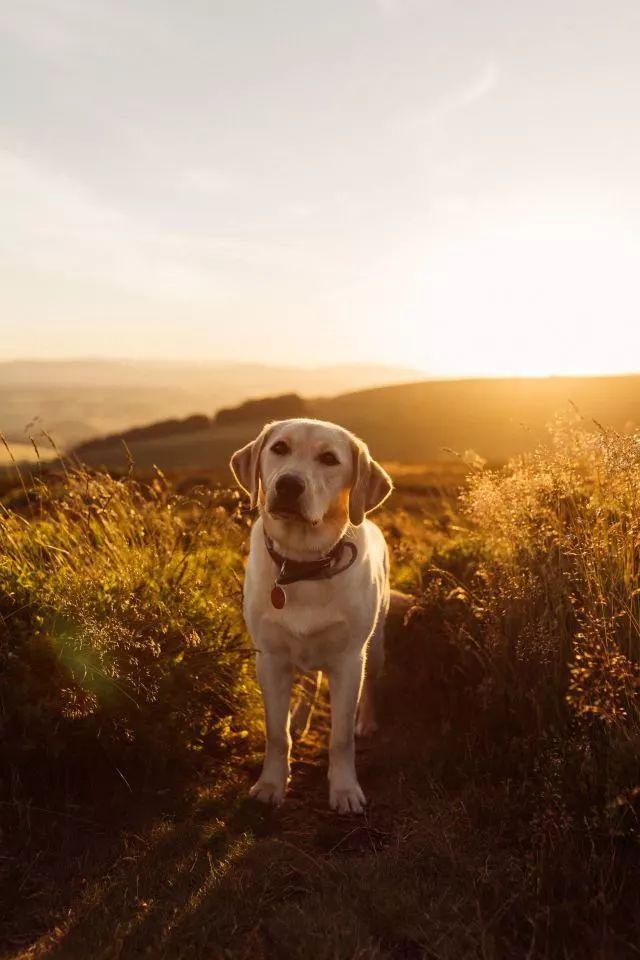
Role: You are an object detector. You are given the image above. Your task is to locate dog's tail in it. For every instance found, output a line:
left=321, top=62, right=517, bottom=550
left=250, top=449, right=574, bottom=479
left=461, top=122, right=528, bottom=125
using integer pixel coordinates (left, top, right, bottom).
left=388, top=588, right=414, bottom=619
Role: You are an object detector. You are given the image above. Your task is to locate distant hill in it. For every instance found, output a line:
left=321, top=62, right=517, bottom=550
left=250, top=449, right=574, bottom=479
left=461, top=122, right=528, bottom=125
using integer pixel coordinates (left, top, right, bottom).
left=316, top=376, right=640, bottom=461
left=70, top=375, right=640, bottom=473
left=0, top=360, right=419, bottom=449
left=74, top=394, right=309, bottom=457
left=214, top=394, right=309, bottom=426
left=75, top=414, right=212, bottom=457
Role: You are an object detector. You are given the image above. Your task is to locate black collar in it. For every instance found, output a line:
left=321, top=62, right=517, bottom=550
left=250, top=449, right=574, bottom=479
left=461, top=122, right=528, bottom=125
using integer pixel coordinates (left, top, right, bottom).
left=264, top=533, right=357, bottom=587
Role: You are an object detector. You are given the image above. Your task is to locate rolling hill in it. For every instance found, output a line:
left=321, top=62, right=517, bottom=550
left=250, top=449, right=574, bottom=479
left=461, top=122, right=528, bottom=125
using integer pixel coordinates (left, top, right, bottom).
left=0, top=359, right=419, bottom=449
left=70, top=375, right=640, bottom=474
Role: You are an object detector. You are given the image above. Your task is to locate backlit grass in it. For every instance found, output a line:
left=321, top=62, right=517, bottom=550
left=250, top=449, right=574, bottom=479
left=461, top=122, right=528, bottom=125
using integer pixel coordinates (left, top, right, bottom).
left=3, top=417, right=640, bottom=958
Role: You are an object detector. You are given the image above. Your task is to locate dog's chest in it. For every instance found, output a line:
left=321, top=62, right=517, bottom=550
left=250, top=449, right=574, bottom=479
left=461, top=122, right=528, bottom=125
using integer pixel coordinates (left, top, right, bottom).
left=276, top=622, right=350, bottom=671
left=258, top=602, right=352, bottom=671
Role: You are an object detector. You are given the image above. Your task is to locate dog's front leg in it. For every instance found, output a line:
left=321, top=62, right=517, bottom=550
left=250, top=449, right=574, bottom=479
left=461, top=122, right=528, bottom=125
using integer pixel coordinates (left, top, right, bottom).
left=250, top=652, right=293, bottom=805
left=327, top=653, right=366, bottom=814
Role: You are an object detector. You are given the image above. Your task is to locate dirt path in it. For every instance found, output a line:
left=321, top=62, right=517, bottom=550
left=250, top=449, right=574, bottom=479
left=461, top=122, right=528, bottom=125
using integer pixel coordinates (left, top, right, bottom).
left=10, top=687, right=638, bottom=960
left=16, top=608, right=630, bottom=960
left=275, top=715, right=404, bottom=860
left=13, top=692, right=448, bottom=960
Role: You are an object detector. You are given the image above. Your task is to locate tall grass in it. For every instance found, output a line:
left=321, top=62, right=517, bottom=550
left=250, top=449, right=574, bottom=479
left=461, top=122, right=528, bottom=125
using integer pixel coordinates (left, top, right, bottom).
left=392, top=413, right=640, bottom=823
left=464, top=413, right=640, bottom=730
left=0, top=458, right=256, bottom=804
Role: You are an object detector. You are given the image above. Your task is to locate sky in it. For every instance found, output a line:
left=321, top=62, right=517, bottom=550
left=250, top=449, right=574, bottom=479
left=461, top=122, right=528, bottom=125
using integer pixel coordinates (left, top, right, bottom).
left=2, top=0, right=640, bottom=377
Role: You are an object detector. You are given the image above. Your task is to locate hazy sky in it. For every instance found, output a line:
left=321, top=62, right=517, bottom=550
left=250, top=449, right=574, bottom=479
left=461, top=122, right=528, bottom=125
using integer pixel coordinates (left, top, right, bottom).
left=2, top=0, right=640, bottom=376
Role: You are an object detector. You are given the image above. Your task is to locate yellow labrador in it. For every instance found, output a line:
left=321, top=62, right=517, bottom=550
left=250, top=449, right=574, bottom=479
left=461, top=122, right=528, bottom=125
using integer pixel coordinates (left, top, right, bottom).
left=230, top=418, right=392, bottom=814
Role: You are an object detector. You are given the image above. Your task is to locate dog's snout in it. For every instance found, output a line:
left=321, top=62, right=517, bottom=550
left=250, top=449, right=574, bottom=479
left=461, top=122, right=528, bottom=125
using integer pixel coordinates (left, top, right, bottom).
left=275, top=474, right=305, bottom=501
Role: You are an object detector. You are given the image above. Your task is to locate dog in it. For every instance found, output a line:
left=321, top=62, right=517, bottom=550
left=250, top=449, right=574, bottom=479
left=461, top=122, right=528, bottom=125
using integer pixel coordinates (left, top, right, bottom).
left=230, top=418, right=393, bottom=814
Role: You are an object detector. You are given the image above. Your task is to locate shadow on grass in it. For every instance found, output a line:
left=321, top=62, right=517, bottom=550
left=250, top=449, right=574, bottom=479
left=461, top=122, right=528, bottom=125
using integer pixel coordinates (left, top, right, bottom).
left=7, top=610, right=640, bottom=960
left=27, top=686, right=441, bottom=960
left=38, top=780, right=442, bottom=960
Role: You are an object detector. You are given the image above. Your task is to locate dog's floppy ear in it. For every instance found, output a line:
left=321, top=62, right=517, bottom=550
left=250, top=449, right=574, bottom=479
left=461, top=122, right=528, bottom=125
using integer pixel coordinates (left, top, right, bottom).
left=229, top=422, right=276, bottom=509
left=348, top=436, right=393, bottom=526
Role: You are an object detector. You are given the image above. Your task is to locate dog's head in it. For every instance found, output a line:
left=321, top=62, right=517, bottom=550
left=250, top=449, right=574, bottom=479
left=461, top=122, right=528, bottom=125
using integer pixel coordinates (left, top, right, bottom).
left=230, top=419, right=392, bottom=552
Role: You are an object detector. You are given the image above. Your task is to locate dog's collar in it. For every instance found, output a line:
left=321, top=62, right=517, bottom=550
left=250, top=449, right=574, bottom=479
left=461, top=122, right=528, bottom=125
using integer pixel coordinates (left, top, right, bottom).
left=264, top=533, right=357, bottom=589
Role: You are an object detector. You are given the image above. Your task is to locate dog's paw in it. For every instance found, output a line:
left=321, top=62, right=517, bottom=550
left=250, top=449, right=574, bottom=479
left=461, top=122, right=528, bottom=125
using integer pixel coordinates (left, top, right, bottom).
left=329, top=781, right=367, bottom=815
left=249, top=778, right=287, bottom=806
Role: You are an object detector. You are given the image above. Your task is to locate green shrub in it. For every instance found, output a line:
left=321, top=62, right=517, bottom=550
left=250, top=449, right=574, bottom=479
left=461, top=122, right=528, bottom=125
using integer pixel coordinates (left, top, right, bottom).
left=0, top=462, right=256, bottom=802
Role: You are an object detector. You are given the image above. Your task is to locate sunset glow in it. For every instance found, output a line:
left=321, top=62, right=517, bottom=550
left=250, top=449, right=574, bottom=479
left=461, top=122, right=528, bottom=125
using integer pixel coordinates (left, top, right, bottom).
left=2, top=1, right=640, bottom=377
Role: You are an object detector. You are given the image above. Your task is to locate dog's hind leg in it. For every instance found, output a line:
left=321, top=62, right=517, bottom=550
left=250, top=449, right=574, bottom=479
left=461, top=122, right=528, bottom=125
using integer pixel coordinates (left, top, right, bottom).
left=356, top=619, right=385, bottom=737
left=291, top=670, right=322, bottom=739
left=357, top=548, right=391, bottom=738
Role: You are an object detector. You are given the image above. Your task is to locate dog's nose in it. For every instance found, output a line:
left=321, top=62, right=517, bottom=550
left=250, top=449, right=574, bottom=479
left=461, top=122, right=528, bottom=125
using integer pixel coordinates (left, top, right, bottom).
left=275, top=474, right=305, bottom=501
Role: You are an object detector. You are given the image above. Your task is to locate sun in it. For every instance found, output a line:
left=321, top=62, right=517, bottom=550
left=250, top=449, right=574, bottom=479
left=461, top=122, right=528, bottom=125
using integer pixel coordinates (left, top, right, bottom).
left=398, top=212, right=640, bottom=378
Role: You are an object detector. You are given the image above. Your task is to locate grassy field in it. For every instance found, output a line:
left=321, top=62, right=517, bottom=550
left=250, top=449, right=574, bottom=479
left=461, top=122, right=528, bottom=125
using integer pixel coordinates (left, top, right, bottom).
left=3, top=418, right=640, bottom=958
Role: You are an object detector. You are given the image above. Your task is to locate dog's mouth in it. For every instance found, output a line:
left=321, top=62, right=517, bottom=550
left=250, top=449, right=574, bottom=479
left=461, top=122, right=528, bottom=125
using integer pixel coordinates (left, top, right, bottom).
left=271, top=507, right=304, bottom=522
left=267, top=499, right=322, bottom=527
left=268, top=499, right=306, bottom=522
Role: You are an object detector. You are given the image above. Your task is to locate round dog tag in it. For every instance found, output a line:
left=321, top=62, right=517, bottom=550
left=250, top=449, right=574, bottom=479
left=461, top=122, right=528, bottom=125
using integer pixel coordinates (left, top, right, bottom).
left=271, top=585, right=286, bottom=609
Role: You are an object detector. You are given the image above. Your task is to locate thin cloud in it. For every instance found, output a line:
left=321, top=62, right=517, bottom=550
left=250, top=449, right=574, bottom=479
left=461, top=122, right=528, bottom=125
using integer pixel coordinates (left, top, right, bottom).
left=0, top=150, right=345, bottom=303
left=456, top=61, right=500, bottom=108
left=400, top=60, right=500, bottom=132
left=179, top=167, right=236, bottom=199
left=374, top=0, right=406, bottom=15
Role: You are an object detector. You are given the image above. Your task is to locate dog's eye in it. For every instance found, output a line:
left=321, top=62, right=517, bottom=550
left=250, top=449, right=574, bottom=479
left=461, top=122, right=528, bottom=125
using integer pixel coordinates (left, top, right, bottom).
left=270, top=441, right=289, bottom=456
left=318, top=451, right=340, bottom=466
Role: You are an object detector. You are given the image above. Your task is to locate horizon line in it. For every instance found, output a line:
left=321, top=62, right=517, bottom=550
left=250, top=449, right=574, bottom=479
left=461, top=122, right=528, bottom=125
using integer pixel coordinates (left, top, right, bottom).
left=3, top=357, right=640, bottom=381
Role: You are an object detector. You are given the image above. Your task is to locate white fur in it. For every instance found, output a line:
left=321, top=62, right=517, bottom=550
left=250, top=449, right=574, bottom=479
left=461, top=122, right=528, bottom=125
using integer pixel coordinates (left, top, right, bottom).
left=230, top=418, right=392, bottom=814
